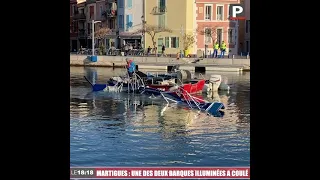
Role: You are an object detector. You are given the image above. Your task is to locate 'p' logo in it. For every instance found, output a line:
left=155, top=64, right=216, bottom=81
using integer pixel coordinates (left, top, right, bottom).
left=229, top=4, right=245, bottom=20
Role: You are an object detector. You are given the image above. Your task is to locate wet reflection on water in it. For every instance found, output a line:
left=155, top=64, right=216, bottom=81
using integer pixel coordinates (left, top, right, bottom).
left=70, top=67, right=250, bottom=166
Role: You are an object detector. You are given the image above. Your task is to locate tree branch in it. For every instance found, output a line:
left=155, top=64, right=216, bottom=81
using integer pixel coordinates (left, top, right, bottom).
left=131, top=24, right=172, bottom=50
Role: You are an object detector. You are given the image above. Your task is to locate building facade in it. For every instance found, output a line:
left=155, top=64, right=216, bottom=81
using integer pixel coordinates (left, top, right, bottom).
left=237, top=0, right=245, bottom=54
left=117, top=0, right=144, bottom=47
left=144, top=0, right=196, bottom=55
left=195, top=0, right=240, bottom=55
left=70, top=0, right=78, bottom=52
left=244, top=0, right=250, bottom=53
left=74, top=0, right=87, bottom=49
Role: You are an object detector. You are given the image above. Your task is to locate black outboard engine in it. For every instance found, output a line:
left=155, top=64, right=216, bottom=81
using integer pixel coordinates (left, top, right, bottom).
left=176, top=70, right=192, bottom=85
left=135, top=71, right=148, bottom=78
left=171, top=65, right=180, bottom=73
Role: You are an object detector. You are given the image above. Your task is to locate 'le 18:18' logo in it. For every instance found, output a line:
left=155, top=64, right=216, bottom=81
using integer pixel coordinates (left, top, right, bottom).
left=229, top=4, right=245, bottom=20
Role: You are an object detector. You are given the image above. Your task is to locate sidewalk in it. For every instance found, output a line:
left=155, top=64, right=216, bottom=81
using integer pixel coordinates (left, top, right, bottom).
left=70, top=55, right=250, bottom=72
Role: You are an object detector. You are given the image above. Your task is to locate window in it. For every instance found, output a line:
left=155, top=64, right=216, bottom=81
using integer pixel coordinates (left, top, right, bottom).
left=204, top=28, right=211, bottom=44
left=87, top=23, right=91, bottom=35
left=73, top=22, right=77, bottom=32
left=109, top=19, right=115, bottom=29
left=228, top=29, right=234, bottom=43
left=217, top=29, right=222, bottom=45
left=158, top=15, right=165, bottom=28
left=171, top=37, right=179, bottom=48
left=165, top=37, right=169, bottom=48
left=127, top=0, right=132, bottom=8
left=246, top=20, right=250, bottom=33
left=118, top=0, right=123, bottom=8
left=126, top=14, right=133, bottom=31
left=70, top=21, right=73, bottom=33
left=205, top=5, right=212, bottom=20
left=159, top=0, right=166, bottom=8
left=119, top=15, right=124, bottom=28
left=73, top=5, right=78, bottom=15
left=217, top=5, right=223, bottom=20
left=100, top=6, right=103, bottom=16
left=89, top=6, right=94, bottom=19
left=158, top=38, right=164, bottom=53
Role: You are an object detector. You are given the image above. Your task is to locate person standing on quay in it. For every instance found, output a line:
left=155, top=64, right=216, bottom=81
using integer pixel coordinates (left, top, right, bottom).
left=126, top=58, right=136, bottom=77
left=213, top=42, right=219, bottom=58
left=161, top=44, right=166, bottom=57
left=220, top=41, right=227, bottom=58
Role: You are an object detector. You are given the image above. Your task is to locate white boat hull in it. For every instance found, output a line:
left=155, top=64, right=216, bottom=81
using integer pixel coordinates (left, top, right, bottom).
left=203, top=75, right=230, bottom=93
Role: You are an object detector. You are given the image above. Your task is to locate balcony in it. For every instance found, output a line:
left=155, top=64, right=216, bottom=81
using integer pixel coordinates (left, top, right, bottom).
left=78, top=29, right=87, bottom=38
left=103, top=9, right=117, bottom=18
left=150, top=6, right=167, bottom=15
left=73, top=13, right=86, bottom=20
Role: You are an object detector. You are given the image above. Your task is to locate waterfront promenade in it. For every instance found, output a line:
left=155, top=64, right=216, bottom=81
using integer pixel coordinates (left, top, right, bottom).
left=70, top=55, right=250, bottom=72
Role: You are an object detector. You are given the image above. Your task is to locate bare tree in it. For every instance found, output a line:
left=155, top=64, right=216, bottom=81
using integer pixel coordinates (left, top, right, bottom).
left=132, top=24, right=172, bottom=52
left=182, top=33, right=196, bottom=51
left=197, top=24, right=226, bottom=46
left=94, top=27, right=112, bottom=55
left=94, top=27, right=112, bottom=40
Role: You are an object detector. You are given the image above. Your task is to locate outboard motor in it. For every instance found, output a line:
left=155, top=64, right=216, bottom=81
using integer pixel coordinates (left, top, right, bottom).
left=135, top=71, right=148, bottom=78
left=209, top=75, right=222, bottom=92
left=176, top=70, right=192, bottom=85
left=171, top=65, right=180, bottom=73
left=219, top=77, right=230, bottom=91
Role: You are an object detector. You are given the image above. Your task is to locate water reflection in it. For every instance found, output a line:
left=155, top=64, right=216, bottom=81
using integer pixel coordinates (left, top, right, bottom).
left=70, top=67, right=250, bottom=166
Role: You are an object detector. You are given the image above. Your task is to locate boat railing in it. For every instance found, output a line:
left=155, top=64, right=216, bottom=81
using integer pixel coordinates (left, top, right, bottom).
left=176, top=77, right=183, bottom=85
left=160, top=92, right=179, bottom=104
left=198, top=73, right=205, bottom=79
left=127, top=72, right=145, bottom=93
left=160, top=87, right=203, bottom=110
left=178, top=87, right=202, bottom=110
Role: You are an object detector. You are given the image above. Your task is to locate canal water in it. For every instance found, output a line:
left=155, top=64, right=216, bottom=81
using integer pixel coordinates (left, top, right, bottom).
left=70, top=67, right=250, bottom=167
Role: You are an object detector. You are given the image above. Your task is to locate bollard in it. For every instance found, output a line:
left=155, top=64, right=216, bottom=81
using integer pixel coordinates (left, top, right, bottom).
left=246, top=54, right=249, bottom=59
left=232, top=55, right=235, bottom=60
left=240, top=52, right=242, bottom=56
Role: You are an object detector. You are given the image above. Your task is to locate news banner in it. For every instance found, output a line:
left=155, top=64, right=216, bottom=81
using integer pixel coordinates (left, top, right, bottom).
left=70, top=167, right=250, bottom=179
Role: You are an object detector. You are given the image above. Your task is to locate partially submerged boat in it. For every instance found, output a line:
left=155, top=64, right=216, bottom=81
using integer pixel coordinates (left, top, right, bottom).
left=160, top=87, right=225, bottom=117
left=84, top=65, right=229, bottom=96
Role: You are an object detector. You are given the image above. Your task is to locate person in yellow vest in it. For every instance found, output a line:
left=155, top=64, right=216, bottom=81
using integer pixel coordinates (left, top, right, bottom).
left=213, top=42, right=219, bottom=58
left=220, top=41, right=227, bottom=58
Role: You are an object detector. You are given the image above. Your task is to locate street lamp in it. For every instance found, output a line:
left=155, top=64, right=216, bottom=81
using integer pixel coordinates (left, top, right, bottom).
left=141, top=16, right=146, bottom=49
left=91, top=20, right=101, bottom=60
left=179, top=25, right=184, bottom=58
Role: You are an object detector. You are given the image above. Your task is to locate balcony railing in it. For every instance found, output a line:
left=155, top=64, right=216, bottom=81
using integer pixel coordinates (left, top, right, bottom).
left=150, top=6, right=167, bottom=15
left=73, top=13, right=86, bottom=20
left=103, top=9, right=117, bottom=18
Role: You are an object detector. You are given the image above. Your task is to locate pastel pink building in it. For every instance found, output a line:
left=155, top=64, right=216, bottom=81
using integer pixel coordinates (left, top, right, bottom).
left=195, top=0, right=240, bottom=55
